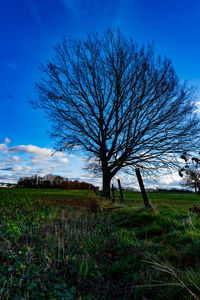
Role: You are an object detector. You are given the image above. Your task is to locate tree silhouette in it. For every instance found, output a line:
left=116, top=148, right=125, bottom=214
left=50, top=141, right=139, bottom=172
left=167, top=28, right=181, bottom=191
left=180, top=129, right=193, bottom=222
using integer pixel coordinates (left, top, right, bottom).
left=32, top=29, right=200, bottom=198
left=179, top=153, right=200, bottom=193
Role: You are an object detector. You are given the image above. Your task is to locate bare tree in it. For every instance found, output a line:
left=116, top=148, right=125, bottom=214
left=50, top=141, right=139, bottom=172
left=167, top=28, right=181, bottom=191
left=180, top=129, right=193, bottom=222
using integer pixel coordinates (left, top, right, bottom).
left=179, top=153, right=200, bottom=193
left=32, top=29, right=200, bottom=199
left=181, top=171, right=200, bottom=193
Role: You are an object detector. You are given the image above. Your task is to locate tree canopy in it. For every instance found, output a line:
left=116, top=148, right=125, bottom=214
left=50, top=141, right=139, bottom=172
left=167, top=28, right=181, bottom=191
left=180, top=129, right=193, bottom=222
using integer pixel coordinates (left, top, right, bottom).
left=33, top=29, right=200, bottom=198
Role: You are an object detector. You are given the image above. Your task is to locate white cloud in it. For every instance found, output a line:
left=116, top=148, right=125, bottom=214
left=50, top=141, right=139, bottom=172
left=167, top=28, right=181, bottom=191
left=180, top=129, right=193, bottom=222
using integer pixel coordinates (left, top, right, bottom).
left=0, top=144, right=8, bottom=153
left=31, top=158, right=54, bottom=166
left=159, top=173, right=180, bottom=185
left=2, top=156, right=20, bottom=163
left=0, top=141, right=72, bottom=183
left=13, top=156, right=20, bottom=161
left=59, top=158, right=69, bottom=164
left=0, top=166, right=22, bottom=172
left=12, top=166, right=23, bottom=172
left=9, top=144, right=52, bottom=156
left=9, top=144, right=68, bottom=160
left=5, top=138, right=11, bottom=144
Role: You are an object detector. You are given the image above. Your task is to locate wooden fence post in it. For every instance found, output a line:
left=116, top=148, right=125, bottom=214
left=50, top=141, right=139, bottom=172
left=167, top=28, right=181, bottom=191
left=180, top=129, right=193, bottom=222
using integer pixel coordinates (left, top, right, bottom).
left=135, top=168, right=152, bottom=208
left=112, top=184, right=116, bottom=204
left=93, top=187, right=98, bottom=195
left=118, top=179, right=124, bottom=205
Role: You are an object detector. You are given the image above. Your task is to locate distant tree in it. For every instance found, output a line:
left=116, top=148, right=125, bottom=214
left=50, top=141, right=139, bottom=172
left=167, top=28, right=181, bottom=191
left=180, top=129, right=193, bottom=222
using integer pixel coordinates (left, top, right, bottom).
left=17, top=175, right=43, bottom=188
left=17, top=174, right=97, bottom=190
left=18, top=177, right=25, bottom=188
left=18, top=176, right=33, bottom=188
left=34, top=175, right=44, bottom=187
left=179, top=153, right=200, bottom=194
left=32, top=29, right=200, bottom=199
left=30, top=175, right=37, bottom=186
left=42, top=179, right=51, bottom=188
left=51, top=175, right=65, bottom=187
left=60, top=180, right=69, bottom=189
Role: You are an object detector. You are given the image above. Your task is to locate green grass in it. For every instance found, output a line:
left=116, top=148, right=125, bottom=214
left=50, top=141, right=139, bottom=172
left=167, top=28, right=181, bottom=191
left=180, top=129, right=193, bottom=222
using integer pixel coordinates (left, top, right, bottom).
left=0, top=188, right=200, bottom=299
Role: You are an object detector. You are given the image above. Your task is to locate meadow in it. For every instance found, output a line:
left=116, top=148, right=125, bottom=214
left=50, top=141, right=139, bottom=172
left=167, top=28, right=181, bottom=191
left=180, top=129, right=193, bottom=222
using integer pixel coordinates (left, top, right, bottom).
left=0, top=188, right=200, bottom=299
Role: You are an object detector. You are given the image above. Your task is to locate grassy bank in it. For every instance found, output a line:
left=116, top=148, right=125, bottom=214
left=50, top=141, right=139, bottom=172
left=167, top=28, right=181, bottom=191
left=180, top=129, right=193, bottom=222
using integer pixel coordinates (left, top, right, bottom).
left=0, top=188, right=200, bottom=299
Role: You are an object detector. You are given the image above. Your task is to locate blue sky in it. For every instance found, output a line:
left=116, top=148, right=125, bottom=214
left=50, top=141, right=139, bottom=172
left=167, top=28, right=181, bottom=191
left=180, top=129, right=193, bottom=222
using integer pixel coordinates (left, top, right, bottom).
left=1, top=0, right=200, bottom=188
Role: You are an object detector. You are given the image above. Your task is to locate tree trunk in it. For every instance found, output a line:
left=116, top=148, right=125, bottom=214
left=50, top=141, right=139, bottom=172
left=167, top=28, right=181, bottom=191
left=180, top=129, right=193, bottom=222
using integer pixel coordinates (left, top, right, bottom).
left=101, top=154, right=111, bottom=200
left=102, top=172, right=111, bottom=200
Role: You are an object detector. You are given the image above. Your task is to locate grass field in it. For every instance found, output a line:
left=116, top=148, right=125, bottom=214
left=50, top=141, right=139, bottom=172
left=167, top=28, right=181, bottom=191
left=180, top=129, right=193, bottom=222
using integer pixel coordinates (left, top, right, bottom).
left=0, top=188, right=200, bottom=299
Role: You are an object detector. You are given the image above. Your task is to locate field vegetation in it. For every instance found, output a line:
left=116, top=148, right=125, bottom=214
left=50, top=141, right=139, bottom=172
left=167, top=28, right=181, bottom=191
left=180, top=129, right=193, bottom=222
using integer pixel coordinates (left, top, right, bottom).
left=0, top=188, right=200, bottom=299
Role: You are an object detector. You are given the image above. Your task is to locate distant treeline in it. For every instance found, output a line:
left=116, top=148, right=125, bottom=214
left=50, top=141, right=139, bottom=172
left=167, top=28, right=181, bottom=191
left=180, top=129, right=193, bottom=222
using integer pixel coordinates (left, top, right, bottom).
left=155, top=188, right=193, bottom=193
left=17, top=175, right=99, bottom=190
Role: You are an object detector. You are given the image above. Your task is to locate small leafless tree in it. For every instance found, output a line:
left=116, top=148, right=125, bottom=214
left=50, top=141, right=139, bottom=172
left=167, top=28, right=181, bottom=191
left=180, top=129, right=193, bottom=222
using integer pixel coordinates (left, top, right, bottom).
left=32, top=29, right=200, bottom=198
left=179, top=153, right=200, bottom=193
